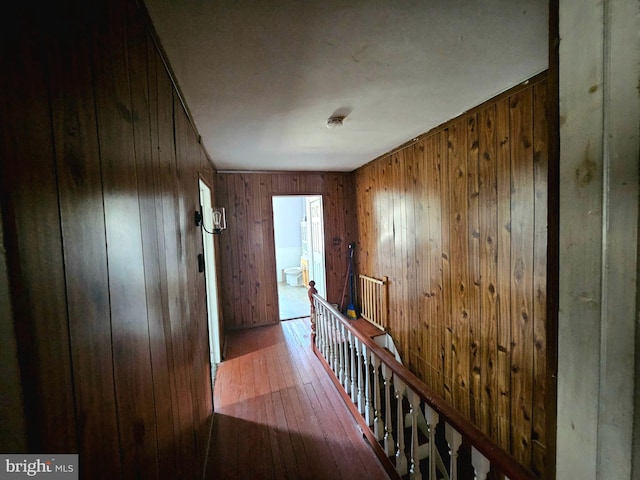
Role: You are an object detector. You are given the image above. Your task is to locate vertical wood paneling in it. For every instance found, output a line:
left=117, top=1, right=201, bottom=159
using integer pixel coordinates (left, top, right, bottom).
left=217, top=172, right=235, bottom=329
left=478, top=104, right=499, bottom=438
left=439, top=130, right=454, bottom=405
left=173, top=94, right=204, bottom=479
left=495, top=96, right=513, bottom=453
left=146, top=32, right=179, bottom=476
left=92, top=1, right=160, bottom=477
left=216, top=172, right=356, bottom=330
left=355, top=169, right=371, bottom=271
left=509, top=89, right=535, bottom=466
left=175, top=99, right=212, bottom=471
left=467, top=113, right=482, bottom=425
left=413, top=141, right=428, bottom=381
left=388, top=154, right=401, bottom=354
left=1, top=2, right=214, bottom=478
left=373, top=160, right=386, bottom=285
left=155, top=46, right=193, bottom=480
left=421, top=137, right=434, bottom=387
left=531, top=82, right=549, bottom=477
left=426, top=133, right=445, bottom=397
left=243, top=175, right=258, bottom=325
left=323, top=174, right=339, bottom=298
left=234, top=174, right=251, bottom=327
left=259, top=174, right=279, bottom=322
left=380, top=158, right=394, bottom=325
left=339, top=174, right=357, bottom=308
left=128, top=5, right=176, bottom=476
left=394, top=150, right=409, bottom=362
left=250, top=173, right=267, bottom=323
left=47, top=4, right=121, bottom=475
left=0, top=4, right=78, bottom=454
left=353, top=75, right=549, bottom=476
left=448, top=119, right=471, bottom=417
left=251, top=175, right=269, bottom=325
left=408, top=150, right=419, bottom=373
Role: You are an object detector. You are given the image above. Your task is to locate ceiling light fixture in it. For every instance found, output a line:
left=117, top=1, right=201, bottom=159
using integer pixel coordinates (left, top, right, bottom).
left=326, top=115, right=345, bottom=129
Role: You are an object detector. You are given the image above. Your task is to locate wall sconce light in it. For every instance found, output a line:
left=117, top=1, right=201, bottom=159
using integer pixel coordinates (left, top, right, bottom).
left=211, top=207, right=226, bottom=234
left=195, top=206, right=227, bottom=234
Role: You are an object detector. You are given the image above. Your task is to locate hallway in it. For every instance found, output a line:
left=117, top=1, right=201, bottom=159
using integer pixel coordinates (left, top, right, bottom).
left=206, top=318, right=391, bottom=479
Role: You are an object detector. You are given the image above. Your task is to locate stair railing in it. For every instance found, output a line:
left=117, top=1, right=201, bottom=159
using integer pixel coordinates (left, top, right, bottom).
left=308, top=287, right=535, bottom=480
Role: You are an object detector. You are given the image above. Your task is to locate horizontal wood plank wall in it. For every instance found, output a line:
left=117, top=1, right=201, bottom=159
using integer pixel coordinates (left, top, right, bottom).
left=215, top=172, right=356, bottom=330
left=0, top=1, right=214, bottom=478
left=353, top=74, right=549, bottom=477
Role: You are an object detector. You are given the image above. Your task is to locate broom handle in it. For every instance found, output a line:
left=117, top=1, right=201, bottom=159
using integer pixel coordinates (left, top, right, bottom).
left=340, top=260, right=350, bottom=311
left=348, top=245, right=355, bottom=306
left=349, top=255, right=354, bottom=304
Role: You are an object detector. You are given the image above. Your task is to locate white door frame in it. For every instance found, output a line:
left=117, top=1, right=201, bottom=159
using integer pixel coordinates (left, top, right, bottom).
left=307, top=196, right=326, bottom=298
left=199, top=179, right=222, bottom=365
left=272, top=194, right=326, bottom=320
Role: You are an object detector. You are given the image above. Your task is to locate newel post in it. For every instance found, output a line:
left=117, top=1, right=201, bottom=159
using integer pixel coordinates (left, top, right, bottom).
left=308, top=280, right=318, bottom=344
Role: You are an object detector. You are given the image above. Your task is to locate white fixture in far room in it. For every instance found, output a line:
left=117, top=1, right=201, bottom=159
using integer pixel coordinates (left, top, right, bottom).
left=284, top=267, right=303, bottom=286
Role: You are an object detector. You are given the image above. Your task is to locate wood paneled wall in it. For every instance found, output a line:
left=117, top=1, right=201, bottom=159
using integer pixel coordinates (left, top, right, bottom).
left=215, top=173, right=356, bottom=330
left=353, top=74, right=550, bottom=477
left=0, top=1, right=214, bottom=478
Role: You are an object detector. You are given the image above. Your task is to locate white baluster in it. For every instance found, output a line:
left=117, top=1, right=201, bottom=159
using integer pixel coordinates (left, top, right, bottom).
left=337, top=322, right=344, bottom=385
left=407, top=388, right=422, bottom=480
left=336, top=321, right=343, bottom=377
left=341, top=323, right=349, bottom=391
left=313, top=301, right=319, bottom=349
left=371, top=353, right=384, bottom=438
left=310, top=297, right=316, bottom=344
left=363, top=344, right=373, bottom=425
left=317, top=305, right=325, bottom=354
left=330, top=316, right=338, bottom=373
left=445, top=422, right=462, bottom=480
left=324, top=307, right=331, bottom=355
left=323, top=306, right=331, bottom=360
left=320, top=306, right=328, bottom=359
left=322, top=311, right=329, bottom=359
left=381, top=363, right=395, bottom=456
left=471, top=447, right=491, bottom=480
left=349, top=330, right=357, bottom=399
left=424, top=405, right=440, bottom=480
left=356, top=338, right=364, bottom=414
left=395, top=378, right=408, bottom=476
left=324, top=307, right=331, bottom=361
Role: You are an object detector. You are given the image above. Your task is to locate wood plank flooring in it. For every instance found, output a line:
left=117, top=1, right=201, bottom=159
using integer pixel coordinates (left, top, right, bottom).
left=205, top=318, right=391, bottom=480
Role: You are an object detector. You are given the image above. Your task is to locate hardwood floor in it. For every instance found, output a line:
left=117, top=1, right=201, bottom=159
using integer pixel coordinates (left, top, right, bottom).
left=205, top=318, right=391, bottom=479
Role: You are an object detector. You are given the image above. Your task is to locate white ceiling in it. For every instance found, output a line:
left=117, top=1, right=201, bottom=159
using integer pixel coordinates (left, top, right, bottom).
left=144, top=0, right=548, bottom=172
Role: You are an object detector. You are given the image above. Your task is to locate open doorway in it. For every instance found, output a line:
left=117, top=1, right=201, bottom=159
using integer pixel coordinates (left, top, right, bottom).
left=199, top=179, right=222, bottom=377
left=272, top=195, right=326, bottom=321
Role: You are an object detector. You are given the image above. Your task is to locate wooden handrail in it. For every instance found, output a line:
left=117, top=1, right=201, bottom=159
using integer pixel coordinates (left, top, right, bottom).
left=309, top=287, right=536, bottom=480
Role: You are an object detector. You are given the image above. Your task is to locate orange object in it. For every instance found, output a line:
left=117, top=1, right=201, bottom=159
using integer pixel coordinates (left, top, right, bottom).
left=301, top=257, right=309, bottom=286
